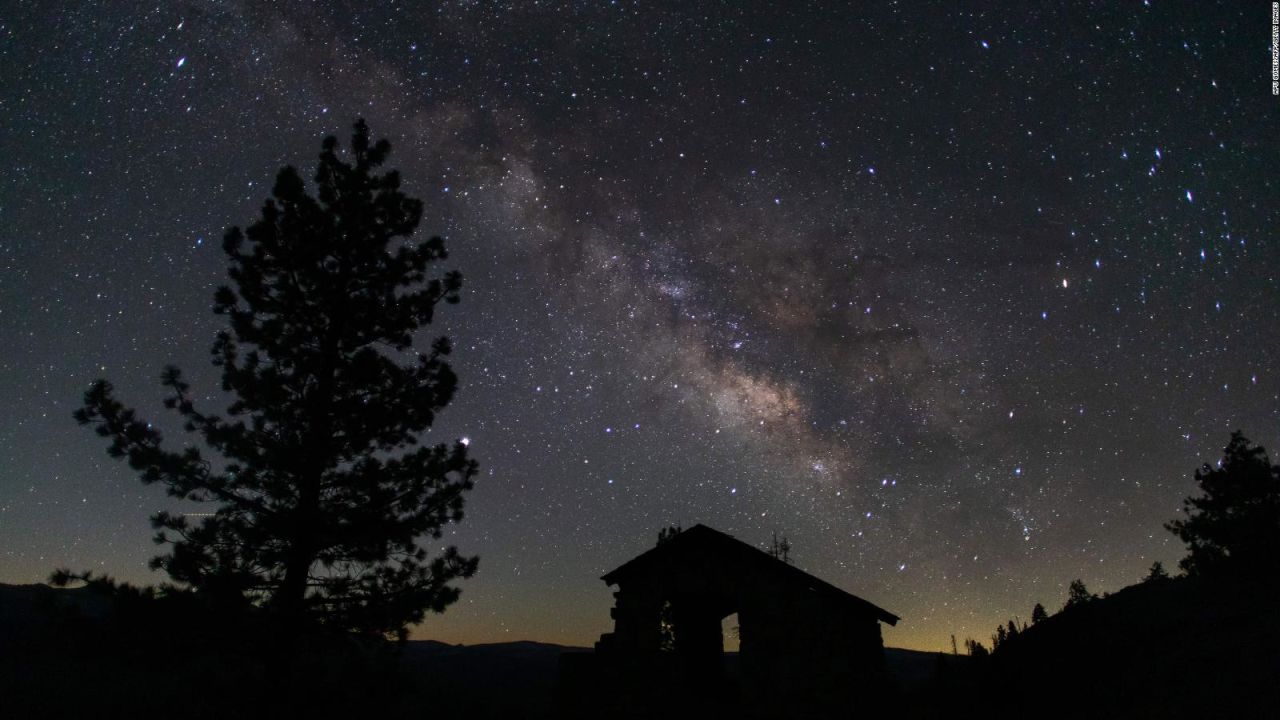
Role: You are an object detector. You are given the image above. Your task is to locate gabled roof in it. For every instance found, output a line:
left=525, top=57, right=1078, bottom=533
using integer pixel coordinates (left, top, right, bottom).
left=602, top=524, right=899, bottom=626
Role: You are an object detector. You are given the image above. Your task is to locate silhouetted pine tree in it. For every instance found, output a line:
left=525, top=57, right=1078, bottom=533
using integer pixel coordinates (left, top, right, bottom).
left=74, top=119, right=477, bottom=641
left=1030, top=602, right=1048, bottom=624
left=1063, top=579, right=1096, bottom=610
left=1165, top=431, right=1280, bottom=578
left=1144, top=560, right=1170, bottom=583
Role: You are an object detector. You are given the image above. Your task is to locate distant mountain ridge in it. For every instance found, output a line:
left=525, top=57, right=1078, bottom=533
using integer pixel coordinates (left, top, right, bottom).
left=0, top=581, right=112, bottom=634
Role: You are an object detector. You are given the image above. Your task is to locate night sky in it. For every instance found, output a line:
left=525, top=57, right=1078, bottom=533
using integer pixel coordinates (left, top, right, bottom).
left=1, top=1, right=1277, bottom=651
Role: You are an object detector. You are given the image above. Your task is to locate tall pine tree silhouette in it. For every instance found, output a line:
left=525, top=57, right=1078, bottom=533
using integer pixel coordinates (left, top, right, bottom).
left=75, top=119, right=477, bottom=641
left=1165, top=431, right=1280, bottom=577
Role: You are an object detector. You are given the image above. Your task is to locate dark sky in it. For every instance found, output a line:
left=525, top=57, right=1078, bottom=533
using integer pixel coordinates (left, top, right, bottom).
left=1, top=1, right=1277, bottom=650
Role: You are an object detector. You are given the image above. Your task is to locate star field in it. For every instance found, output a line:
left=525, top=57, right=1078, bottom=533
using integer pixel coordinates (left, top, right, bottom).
left=0, top=1, right=1277, bottom=651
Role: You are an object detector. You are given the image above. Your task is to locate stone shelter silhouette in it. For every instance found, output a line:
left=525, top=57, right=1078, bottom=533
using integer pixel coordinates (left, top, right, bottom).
left=582, top=524, right=899, bottom=716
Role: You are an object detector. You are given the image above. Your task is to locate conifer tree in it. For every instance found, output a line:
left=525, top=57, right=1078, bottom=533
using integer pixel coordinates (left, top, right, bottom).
left=1063, top=579, right=1096, bottom=610
left=1030, top=602, right=1048, bottom=624
left=1165, top=431, right=1280, bottom=577
left=75, top=119, right=477, bottom=640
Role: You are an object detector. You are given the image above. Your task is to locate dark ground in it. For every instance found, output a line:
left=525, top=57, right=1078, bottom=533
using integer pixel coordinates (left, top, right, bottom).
left=2, top=576, right=1277, bottom=719
left=399, top=639, right=950, bottom=719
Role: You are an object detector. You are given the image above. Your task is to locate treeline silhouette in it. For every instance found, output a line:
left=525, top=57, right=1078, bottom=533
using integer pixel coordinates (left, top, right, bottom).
left=960, top=431, right=1280, bottom=659
left=932, top=431, right=1280, bottom=719
left=965, top=566, right=1171, bottom=656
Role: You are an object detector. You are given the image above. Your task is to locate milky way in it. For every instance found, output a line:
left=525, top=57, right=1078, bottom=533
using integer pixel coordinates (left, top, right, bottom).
left=1, top=2, right=1277, bottom=650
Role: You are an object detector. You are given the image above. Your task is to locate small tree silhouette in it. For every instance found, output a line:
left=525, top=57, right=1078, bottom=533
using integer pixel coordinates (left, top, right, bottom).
left=1144, top=561, right=1170, bottom=583
left=1030, top=602, right=1048, bottom=624
left=74, top=120, right=477, bottom=641
left=1165, top=431, right=1280, bottom=577
left=768, top=531, right=793, bottom=564
left=1063, top=579, right=1096, bottom=610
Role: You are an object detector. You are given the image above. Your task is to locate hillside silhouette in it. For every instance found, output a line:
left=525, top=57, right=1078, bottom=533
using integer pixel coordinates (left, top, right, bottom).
left=935, top=431, right=1280, bottom=719
left=978, top=572, right=1280, bottom=719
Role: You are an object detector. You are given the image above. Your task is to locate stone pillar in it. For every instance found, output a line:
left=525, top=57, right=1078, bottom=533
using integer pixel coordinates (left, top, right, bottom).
left=599, top=584, right=663, bottom=655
